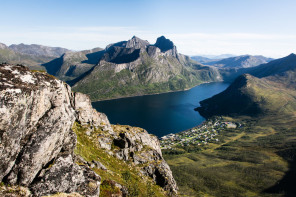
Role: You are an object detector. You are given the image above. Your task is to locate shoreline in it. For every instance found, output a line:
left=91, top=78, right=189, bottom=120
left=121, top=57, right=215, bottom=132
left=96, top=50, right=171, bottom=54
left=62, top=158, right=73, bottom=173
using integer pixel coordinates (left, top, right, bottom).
left=91, top=81, right=217, bottom=102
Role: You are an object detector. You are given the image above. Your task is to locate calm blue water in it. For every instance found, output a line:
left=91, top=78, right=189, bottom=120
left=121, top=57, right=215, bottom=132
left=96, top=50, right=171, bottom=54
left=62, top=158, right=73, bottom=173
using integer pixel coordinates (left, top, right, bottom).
left=92, top=82, right=229, bottom=137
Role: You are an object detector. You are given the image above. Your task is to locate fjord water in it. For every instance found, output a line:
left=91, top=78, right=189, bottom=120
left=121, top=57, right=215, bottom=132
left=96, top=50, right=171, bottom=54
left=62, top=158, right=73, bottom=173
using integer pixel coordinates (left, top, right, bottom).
left=92, top=82, right=229, bottom=137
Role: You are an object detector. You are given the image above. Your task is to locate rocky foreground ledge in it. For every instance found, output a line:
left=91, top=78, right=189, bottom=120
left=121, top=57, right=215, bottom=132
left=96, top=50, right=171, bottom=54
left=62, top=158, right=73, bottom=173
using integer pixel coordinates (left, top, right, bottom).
left=0, top=64, right=178, bottom=196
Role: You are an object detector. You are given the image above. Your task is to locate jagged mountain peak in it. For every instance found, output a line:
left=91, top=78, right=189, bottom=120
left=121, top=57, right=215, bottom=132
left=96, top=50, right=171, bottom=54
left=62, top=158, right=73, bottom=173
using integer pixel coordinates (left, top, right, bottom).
left=126, top=35, right=150, bottom=49
left=154, top=36, right=176, bottom=52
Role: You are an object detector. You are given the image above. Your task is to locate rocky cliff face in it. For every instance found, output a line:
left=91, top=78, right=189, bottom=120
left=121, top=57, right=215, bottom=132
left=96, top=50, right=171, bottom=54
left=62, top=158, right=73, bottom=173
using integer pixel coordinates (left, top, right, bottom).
left=0, top=63, right=178, bottom=196
left=71, top=36, right=221, bottom=100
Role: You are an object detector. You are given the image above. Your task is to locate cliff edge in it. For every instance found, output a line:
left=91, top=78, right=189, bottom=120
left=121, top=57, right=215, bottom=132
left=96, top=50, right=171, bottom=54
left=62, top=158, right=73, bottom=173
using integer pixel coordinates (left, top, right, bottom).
left=0, top=64, right=177, bottom=196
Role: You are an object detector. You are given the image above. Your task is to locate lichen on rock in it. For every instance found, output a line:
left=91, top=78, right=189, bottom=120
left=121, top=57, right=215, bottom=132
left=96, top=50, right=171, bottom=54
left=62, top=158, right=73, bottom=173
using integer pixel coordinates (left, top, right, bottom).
left=0, top=63, right=178, bottom=197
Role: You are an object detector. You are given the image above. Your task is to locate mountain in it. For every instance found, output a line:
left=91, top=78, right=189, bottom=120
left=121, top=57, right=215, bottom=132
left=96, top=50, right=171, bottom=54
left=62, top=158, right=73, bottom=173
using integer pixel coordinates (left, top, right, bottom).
left=206, top=55, right=273, bottom=68
left=190, top=56, right=213, bottom=64
left=43, top=47, right=104, bottom=81
left=201, top=54, right=236, bottom=59
left=69, top=36, right=221, bottom=101
left=0, top=42, right=71, bottom=71
left=9, top=43, right=70, bottom=57
left=0, top=63, right=177, bottom=196
left=0, top=43, right=53, bottom=70
left=166, top=54, right=296, bottom=197
left=196, top=54, right=296, bottom=118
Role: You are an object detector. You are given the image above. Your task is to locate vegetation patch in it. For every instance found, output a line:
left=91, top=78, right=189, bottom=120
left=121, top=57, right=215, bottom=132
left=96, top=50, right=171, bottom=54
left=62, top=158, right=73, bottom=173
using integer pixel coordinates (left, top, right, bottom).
left=72, top=122, right=166, bottom=197
left=163, top=115, right=296, bottom=197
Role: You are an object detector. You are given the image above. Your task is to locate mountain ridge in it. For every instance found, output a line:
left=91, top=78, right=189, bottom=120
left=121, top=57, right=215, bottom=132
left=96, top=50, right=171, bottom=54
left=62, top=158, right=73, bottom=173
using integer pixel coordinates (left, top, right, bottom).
left=196, top=53, right=296, bottom=118
left=205, top=55, right=273, bottom=68
left=67, top=36, right=222, bottom=101
left=9, top=43, right=70, bottom=57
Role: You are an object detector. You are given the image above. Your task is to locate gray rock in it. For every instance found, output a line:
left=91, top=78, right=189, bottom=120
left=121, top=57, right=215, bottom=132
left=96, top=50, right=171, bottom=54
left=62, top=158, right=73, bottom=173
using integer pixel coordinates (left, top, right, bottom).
left=0, top=64, right=102, bottom=196
left=0, top=64, right=178, bottom=196
left=111, top=126, right=178, bottom=195
left=154, top=36, right=178, bottom=58
left=0, top=64, right=75, bottom=186
left=74, top=92, right=112, bottom=133
left=126, top=36, right=150, bottom=49
left=31, top=155, right=101, bottom=197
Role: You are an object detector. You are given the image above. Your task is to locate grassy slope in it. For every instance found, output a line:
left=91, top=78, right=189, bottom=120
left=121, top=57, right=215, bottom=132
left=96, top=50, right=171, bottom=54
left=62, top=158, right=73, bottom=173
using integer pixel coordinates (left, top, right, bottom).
left=0, top=48, right=53, bottom=71
left=72, top=122, right=167, bottom=197
left=166, top=62, right=296, bottom=196
left=164, top=115, right=296, bottom=197
left=197, top=74, right=296, bottom=118
left=72, top=53, right=220, bottom=101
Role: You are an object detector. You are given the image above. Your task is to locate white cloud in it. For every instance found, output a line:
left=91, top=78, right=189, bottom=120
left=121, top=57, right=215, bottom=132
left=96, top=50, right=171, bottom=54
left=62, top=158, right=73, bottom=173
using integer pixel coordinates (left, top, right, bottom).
left=0, top=26, right=295, bottom=58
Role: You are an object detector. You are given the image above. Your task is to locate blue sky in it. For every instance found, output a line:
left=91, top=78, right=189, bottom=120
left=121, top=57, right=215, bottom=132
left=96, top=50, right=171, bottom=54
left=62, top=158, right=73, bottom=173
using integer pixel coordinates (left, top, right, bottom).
left=1, top=0, right=296, bottom=57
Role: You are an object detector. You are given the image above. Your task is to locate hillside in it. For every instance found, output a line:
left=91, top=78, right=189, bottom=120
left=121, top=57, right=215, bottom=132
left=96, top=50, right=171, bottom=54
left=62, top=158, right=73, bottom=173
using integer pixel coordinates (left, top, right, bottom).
left=196, top=53, right=296, bottom=118
left=70, top=36, right=222, bottom=101
left=163, top=54, right=296, bottom=197
left=206, top=55, right=273, bottom=68
left=0, top=63, right=178, bottom=197
left=9, top=43, right=69, bottom=57
left=190, top=56, right=213, bottom=64
left=0, top=43, right=54, bottom=70
left=43, top=47, right=104, bottom=81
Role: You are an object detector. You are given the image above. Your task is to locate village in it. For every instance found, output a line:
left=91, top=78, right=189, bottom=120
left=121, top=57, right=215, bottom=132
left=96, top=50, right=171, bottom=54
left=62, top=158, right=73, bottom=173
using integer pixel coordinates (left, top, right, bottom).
left=160, top=117, right=242, bottom=149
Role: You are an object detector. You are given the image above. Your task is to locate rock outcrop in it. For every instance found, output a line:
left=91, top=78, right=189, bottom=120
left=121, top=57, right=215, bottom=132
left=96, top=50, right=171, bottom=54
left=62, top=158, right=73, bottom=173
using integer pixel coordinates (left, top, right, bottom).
left=0, top=64, right=103, bottom=196
left=111, top=126, right=178, bottom=195
left=0, top=63, right=178, bottom=196
left=154, top=36, right=178, bottom=58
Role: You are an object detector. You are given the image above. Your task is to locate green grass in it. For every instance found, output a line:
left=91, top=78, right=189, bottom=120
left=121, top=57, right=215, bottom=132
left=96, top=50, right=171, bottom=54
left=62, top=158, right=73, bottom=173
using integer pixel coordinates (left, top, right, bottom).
left=72, top=122, right=167, bottom=197
left=163, top=115, right=296, bottom=197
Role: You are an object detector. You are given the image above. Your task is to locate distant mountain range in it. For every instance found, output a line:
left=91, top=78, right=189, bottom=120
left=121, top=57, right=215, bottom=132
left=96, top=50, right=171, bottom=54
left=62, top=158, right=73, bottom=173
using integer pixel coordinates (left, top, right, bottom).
left=206, top=55, right=273, bottom=68
left=1, top=38, right=293, bottom=102
left=192, top=54, right=235, bottom=60
left=0, top=43, right=70, bottom=70
left=8, top=43, right=69, bottom=57
left=192, top=54, right=273, bottom=68
left=196, top=53, right=296, bottom=118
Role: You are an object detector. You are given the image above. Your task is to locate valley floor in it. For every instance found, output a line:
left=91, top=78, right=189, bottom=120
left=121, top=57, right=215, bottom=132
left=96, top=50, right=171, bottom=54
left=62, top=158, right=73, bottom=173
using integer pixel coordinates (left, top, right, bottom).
left=163, top=115, right=296, bottom=197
